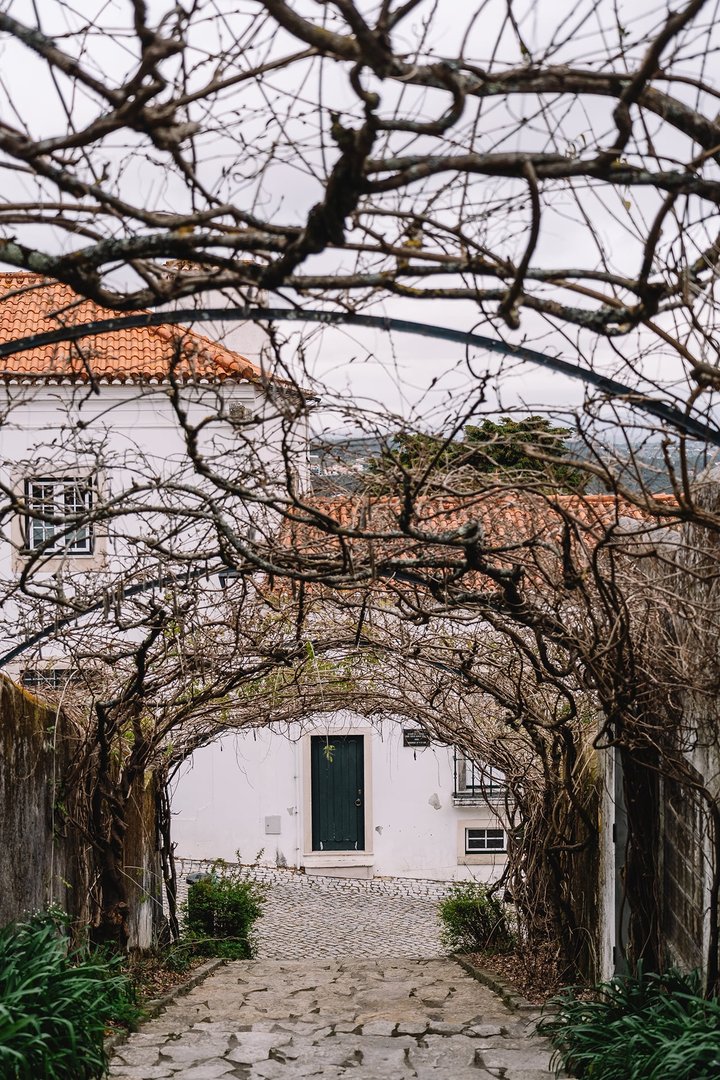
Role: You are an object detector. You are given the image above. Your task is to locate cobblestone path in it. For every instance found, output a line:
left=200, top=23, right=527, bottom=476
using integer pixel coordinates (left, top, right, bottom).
left=255, top=875, right=444, bottom=960
left=109, top=959, right=560, bottom=1079
left=175, top=863, right=447, bottom=959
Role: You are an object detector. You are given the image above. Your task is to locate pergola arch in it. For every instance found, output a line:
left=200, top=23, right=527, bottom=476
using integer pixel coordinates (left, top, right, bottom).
left=157, top=634, right=596, bottom=979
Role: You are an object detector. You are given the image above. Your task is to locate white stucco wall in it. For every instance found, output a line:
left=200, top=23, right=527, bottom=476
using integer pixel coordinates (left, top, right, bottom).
left=0, top=374, right=506, bottom=888
left=171, top=712, right=509, bottom=883
left=0, top=374, right=307, bottom=665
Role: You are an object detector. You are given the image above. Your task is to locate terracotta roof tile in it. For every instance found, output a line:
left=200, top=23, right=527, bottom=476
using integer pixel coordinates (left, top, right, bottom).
left=0, top=272, right=262, bottom=384
left=292, top=491, right=675, bottom=534
left=283, top=491, right=677, bottom=569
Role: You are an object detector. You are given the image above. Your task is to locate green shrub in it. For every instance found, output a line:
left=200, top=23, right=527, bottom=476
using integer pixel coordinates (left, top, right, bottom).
left=539, top=967, right=720, bottom=1080
left=438, top=881, right=514, bottom=954
left=182, top=862, right=265, bottom=959
left=0, top=910, right=140, bottom=1080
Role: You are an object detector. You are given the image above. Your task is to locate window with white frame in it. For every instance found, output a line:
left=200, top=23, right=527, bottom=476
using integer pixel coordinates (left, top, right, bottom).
left=24, top=477, right=93, bottom=554
left=454, top=750, right=506, bottom=799
left=465, top=827, right=507, bottom=854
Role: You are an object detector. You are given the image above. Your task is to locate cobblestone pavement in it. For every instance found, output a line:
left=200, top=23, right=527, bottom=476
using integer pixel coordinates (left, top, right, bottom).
left=109, top=958, right=560, bottom=1079
left=175, top=862, right=447, bottom=960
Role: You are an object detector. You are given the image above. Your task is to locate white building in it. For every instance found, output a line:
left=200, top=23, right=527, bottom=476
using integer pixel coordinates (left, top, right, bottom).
left=0, top=270, right=508, bottom=888
left=0, top=270, right=292, bottom=656
left=171, top=714, right=509, bottom=883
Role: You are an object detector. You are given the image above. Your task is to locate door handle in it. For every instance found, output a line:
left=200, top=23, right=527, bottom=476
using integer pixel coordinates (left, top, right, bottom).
left=355, top=798, right=362, bottom=807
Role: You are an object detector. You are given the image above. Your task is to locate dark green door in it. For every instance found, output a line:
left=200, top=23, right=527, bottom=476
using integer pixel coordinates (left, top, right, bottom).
left=311, top=735, right=365, bottom=851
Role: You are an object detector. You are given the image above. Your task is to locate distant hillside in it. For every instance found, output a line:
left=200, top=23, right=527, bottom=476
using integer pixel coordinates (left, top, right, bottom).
left=309, top=433, right=716, bottom=495
left=569, top=438, right=717, bottom=495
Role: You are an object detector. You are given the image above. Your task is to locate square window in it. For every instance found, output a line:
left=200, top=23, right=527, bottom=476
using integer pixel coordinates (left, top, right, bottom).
left=24, top=477, right=93, bottom=554
left=465, top=827, right=506, bottom=854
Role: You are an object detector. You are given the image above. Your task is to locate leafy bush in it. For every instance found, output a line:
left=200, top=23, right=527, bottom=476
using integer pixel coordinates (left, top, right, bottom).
left=539, top=967, right=720, bottom=1080
left=183, top=862, right=265, bottom=959
left=0, top=910, right=140, bottom=1080
left=438, top=881, right=514, bottom=954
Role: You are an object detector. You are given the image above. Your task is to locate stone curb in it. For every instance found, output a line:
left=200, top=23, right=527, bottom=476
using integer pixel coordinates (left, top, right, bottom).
left=104, top=957, right=226, bottom=1057
left=174, top=859, right=452, bottom=901
left=454, top=954, right=576, bottom=1079
left=453, top=953, right=540, bottom=1013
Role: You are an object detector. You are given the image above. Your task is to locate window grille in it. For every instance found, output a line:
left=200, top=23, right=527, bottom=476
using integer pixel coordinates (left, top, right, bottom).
left=25, top=477, right=93, bottom=554
left=453, top=749, right=506, bottom=799
left=21, top=668, right=77, bottom=691
left=465, top=827, right=507, bottom=854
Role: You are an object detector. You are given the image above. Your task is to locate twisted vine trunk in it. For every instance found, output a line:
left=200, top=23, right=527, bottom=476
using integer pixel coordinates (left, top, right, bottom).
left=156, top=770, right=179, bottom=943
left=88, top=702, right=162, bottom=949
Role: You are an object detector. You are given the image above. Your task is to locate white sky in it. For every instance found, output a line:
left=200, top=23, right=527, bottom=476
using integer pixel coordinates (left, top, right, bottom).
left=0, top=0, right=718, bottom=443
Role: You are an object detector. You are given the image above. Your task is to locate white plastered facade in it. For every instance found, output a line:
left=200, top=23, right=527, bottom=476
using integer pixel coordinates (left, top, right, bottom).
left=171, top=712, right=509, bottom=883
left=0, top=344, right=507, bottom=889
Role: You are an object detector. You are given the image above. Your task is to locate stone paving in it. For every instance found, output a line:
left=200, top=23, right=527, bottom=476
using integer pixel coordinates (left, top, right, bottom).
left=175, top=862, right=447, bottom=960
left=109, top=958, right=560, bottom=1079
left=111, top=866, right=563, bottom=1077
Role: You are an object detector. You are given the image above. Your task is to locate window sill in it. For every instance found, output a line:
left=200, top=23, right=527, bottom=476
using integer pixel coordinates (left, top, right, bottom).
left=453, top=794, right=506, bottom=807
left=20, top=550, right=95, bottom=557
left=459, top=853, right=508, bottom=866
left=14, top=549, right=106, bottom=572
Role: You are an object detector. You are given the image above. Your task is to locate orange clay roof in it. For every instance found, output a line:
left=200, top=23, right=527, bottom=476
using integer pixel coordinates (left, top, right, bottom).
left=281, top=491, right=678, bottom=570
left=288, top=491, right=677, bottom=538
left=0, top=272, right=263, bottom=384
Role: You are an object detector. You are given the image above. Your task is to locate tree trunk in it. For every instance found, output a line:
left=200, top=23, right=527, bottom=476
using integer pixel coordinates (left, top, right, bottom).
left=621, top=746, right=661, bottom=972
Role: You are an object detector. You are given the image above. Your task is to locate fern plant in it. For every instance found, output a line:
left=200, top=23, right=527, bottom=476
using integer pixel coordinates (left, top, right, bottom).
left=0, top=910, right=140, bottom=1080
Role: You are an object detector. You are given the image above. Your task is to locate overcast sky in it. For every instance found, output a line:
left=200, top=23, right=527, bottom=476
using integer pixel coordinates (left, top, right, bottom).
left=0, top=0, right=716, bottom=443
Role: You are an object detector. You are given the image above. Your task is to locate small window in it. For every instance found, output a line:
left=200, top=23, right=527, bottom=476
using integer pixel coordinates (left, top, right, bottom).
left=21, top=668, right=77, bottom=691
left=465, top=827, right=506, bottom=854
left=24, top=477, right=93, bottom=554
left=454, top=750, right=506, bottom=798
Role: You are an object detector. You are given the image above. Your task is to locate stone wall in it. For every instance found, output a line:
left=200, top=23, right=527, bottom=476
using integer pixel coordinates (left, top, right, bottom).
left=0, top=674, right=162, bottom=948
left=0, top=675, right=89, bottom=927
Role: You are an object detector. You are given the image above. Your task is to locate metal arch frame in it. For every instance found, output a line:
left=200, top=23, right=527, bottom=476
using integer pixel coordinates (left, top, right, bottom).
left=0, top=561, right=435, bottom=670
left=0, top=564, right=217, bottom=670
left=0, top=305, right=717, bottom=446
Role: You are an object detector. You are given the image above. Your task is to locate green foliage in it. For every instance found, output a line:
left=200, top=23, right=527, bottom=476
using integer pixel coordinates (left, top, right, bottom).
left=369, top=416, right=585, bottom=491
left=160, top=942, right=199, bottom=974
left=438, top=882, right=514, bottom=954
left=182, top=862, right=265, bottom=960
left=322, top=742, right=335, bottom=763
left=539, top=967, right=720, bottom=1080
left=0, top=910, right=140, bottom=1080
